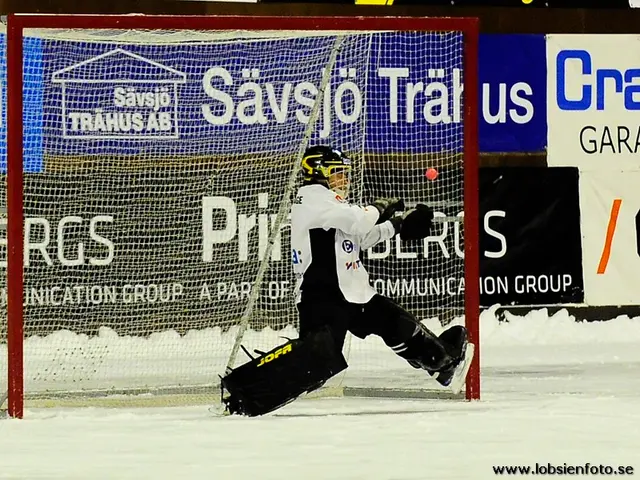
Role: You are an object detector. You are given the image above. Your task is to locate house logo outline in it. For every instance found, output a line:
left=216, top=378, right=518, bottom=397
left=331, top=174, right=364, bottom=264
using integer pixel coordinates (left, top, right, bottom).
left=52, top=48, right=187, bottom=140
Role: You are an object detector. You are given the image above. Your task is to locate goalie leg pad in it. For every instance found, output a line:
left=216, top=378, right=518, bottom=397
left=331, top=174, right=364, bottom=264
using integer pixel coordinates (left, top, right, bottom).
left=359, top=295, right=451, bottom=371
left=221, top=328, right=347, bottom=417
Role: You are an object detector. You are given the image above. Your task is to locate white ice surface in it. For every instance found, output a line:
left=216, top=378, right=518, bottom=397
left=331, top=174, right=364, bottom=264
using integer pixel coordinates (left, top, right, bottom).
left=2, top=306, right=640, bottom=480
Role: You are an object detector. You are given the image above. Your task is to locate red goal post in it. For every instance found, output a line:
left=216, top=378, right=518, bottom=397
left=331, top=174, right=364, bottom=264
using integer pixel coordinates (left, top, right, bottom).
left=5, top=14, right=480, bottom=419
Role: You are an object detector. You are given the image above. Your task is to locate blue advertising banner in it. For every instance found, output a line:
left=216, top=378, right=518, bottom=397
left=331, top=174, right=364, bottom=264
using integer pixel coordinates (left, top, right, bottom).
left=479, top=34, right=546, bottom=153
left=0, top=32, right=546, bottom=163
left=41, top=33, right=466, bottom=156
left=0, top=36, right=44, bottom=173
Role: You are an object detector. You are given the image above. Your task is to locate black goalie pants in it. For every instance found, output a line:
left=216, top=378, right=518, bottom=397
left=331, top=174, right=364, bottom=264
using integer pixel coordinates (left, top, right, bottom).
left=297, top=294, right=457, bottom=373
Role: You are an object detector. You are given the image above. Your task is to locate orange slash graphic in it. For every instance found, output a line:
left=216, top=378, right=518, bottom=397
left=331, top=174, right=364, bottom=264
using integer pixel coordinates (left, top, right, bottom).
left=597, top=199, right=622, bottom=275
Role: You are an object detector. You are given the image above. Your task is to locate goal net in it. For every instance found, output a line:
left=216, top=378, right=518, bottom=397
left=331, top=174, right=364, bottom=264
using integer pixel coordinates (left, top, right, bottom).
left=1, top=15, right=479, bottom=417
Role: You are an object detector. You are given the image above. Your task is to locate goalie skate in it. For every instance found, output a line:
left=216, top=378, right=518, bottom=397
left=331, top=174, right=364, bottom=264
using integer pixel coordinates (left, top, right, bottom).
left=436, top=342, right=475, bottom=395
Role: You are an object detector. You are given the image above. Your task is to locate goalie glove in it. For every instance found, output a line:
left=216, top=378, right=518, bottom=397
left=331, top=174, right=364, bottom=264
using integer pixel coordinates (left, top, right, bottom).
left=371, top=197, right=405, bottom=224
left=390, top=203, right=434, bottom=240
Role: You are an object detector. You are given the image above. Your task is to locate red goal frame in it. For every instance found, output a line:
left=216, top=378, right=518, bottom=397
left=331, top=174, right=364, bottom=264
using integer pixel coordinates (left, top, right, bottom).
left=5, top=13, right=480, bottom=419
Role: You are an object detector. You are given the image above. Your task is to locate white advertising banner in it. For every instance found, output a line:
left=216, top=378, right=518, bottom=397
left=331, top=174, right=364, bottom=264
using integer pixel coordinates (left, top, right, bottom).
left=547, top=35, right=640, bottom=171
left=580, top=170, right=640, bottom=305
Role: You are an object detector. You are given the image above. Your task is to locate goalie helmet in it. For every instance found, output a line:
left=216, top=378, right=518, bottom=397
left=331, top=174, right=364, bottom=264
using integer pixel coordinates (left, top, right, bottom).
left=301, top=145, right=352, bottom=187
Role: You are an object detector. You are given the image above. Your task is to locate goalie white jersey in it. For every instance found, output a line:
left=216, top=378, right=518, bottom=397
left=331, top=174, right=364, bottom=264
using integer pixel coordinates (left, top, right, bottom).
left=291, top=184, right=396, bottom=305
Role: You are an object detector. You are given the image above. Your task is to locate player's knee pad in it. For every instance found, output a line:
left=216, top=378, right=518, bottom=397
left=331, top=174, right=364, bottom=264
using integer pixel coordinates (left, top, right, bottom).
left=220, top=328, right=347, bottom=417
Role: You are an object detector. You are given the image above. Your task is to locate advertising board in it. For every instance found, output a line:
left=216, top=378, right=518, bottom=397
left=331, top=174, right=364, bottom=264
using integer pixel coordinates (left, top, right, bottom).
left=580, top=170, right=640, bottom=305
left=0, top=164, right=584, bottom=337
left=547, top=35, right=640, bottom=170
left=478, top=167, right=584, bottom=306
left=37, top=33, right=545, bottom=157
left=0, top=33, right=546, bottom=171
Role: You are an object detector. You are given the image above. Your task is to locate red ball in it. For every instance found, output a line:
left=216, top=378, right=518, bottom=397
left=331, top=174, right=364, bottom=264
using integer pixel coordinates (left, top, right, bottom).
left=425, top=168, right=438, bottom=180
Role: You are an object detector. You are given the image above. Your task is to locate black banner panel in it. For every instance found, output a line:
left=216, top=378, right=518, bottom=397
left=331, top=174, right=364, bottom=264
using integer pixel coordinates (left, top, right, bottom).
left=479, top=167, right=584, bottom=306
left=1, top=164, right=583, bottom=337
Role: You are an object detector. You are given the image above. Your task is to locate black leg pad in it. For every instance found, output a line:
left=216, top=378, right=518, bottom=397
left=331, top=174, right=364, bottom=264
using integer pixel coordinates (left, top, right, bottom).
left=221, top=328, right=348, bottom=417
